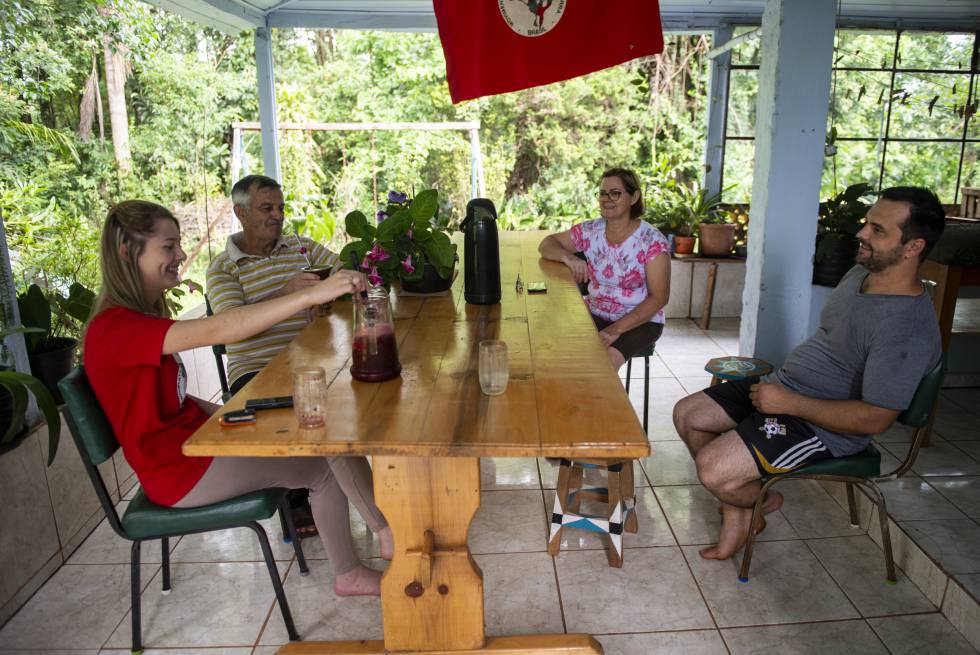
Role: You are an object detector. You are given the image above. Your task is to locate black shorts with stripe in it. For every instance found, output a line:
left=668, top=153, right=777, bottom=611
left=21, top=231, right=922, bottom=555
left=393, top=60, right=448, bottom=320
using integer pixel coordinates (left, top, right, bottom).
left=703, top=377, right=834, bottom=477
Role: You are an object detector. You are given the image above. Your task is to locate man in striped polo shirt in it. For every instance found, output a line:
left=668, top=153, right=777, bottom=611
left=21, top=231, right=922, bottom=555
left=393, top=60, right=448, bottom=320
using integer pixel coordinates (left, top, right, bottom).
left=207, top=175, right=339, bottom=394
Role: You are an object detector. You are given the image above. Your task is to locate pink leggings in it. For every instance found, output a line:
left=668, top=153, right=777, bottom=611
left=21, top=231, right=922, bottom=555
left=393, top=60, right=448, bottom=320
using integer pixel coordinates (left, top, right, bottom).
left=174, top=455, right=386, bottom=575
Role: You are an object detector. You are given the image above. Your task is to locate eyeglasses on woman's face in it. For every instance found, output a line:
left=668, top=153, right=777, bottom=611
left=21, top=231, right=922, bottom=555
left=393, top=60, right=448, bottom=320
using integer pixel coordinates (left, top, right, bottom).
left=598, top=189, right=625, bottom=201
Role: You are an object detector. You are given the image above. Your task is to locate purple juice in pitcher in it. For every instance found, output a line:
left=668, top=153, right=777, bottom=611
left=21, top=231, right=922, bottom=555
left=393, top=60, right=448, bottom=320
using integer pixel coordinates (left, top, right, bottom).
left=350, top=323, right=401, bottom=382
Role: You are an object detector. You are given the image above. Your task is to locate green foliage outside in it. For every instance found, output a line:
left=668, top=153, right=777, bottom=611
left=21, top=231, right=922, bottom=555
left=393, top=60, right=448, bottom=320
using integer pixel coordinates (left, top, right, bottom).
left=724, top=28, right=979, bottom=204
left=0, top=0, right=712, bottom=343
left=1, top=1, right=976, bottom=351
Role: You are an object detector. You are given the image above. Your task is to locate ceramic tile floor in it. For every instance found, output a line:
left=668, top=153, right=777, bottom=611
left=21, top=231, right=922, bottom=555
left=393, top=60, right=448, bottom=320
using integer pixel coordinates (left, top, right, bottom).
left=2, top=318, right=979, bottom=654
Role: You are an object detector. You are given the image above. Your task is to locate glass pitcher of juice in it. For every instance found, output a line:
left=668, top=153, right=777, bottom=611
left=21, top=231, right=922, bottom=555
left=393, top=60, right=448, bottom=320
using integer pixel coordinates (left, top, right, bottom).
left=350, top=286, right=402, bottom=382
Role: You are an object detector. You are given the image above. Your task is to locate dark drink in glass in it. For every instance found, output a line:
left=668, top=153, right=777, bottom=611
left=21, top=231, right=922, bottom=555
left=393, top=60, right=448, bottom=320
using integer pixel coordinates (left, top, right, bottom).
left=351, top=324, right=401, bottom=382
left=350, top=287, right=401, bottom=382
left=302, top=265, right=332, bottom=280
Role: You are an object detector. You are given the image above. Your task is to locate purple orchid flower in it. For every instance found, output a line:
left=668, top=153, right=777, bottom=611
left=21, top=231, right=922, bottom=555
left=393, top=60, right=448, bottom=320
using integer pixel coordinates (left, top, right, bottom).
left=387, top=190, right=409, bottom=204
left=376, top=210, right=388, bottom=223
left=366, top=242, right=390, bottom=262
left=400, top=255, right=415, bottom=275
left=360, top=256, right=371, bottom=270
left=368, top=267, right=384, bottom=287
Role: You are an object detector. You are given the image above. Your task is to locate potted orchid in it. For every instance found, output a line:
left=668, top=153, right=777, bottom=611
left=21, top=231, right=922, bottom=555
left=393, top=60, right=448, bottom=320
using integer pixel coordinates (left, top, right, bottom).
left=339, top=189, right=457, bottom=292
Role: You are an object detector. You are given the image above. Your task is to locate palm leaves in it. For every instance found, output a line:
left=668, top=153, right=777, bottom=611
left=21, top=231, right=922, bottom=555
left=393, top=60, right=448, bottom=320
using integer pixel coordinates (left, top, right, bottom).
left=0, top=120, right=79, bottom=163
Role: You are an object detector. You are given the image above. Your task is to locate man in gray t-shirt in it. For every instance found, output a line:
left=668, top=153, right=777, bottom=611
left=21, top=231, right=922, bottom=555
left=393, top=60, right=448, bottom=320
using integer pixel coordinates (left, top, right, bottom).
left=672, top=186, right=945, bottom=562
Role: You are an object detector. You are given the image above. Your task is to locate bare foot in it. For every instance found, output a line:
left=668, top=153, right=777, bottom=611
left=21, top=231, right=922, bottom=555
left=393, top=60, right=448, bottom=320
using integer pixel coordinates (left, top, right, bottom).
left=378, top=526, right=394, bottom=561
left=333, top=564, right=382, bottom=597
left=718, top=490, right=783, bottom=516
left=699, top=506, right=763, bottom=560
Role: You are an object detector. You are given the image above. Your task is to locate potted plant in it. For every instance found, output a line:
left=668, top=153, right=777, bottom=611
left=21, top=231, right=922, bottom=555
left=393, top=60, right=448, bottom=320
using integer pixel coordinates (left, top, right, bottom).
left=17, top=281, right=95, bottom=403
left=339, top=189, right=457, bottom=293
left=698, top=210, right=736, bottom=258
left=814, top=182, right=873, bottom=287
left=671, top=216, right=697, bottom=255
left=0, top=326, right=62, bottom=463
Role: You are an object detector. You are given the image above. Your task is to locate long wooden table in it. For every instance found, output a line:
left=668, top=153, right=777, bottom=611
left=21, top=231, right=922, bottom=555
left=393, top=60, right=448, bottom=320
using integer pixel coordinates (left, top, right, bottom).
left=183, top=231, right=649, bottom=654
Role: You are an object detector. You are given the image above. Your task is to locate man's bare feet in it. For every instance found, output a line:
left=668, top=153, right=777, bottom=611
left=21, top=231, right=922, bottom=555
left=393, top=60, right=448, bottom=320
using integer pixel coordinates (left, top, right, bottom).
left=333, top=564, right=382, bottom=597
left=378, top=526, right=394, bottom=561
left=699, top=505, right=765, bottom=560
left=717, top=490, right=783, bottom=516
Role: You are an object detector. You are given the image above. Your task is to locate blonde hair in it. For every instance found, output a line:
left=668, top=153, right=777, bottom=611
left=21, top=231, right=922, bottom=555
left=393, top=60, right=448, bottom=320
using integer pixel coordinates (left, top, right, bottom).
left=92, top=200, right=179, bottom=318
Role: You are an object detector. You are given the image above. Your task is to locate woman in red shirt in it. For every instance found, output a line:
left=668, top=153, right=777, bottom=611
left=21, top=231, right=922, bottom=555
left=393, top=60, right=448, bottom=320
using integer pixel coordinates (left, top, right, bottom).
left=85, top=200, right=391, bottom=597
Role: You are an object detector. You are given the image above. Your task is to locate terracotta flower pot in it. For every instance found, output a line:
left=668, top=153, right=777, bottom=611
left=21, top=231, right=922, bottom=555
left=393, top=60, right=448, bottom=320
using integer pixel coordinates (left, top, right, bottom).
left=698, top=224, right=736, bottom=257
left=674, top=235, right=696, bottom=255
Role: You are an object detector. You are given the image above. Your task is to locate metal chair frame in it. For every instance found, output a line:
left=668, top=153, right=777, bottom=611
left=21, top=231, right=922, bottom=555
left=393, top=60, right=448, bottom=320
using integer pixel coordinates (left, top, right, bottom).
left=738, top=354, right=946, bottom=584
left=624, top=349, right=653, bottom=434
left=61, top=373, right=308, bottom=653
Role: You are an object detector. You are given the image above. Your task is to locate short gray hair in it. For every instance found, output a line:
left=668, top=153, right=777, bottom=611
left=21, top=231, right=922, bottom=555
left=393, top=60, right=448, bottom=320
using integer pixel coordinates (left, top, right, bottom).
left=231, top=175, right=281, bottom=209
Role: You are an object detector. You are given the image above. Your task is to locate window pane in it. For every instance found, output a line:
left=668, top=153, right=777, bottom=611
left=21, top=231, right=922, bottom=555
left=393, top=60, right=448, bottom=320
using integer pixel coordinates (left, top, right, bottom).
left=822, top=140, right=881, bottom=199
left=722, top=139, right=755, bottom=203
left=888, top=73, right=969, bottom=139
left=731, top=27, right=761, bottom=66
left=835, top=30, right=896, bottom=69
left=882, top=141, right=962, bottom=203
left=727, top=70, right=758, bottom=138
left=960, top=142, right=979, bottom=196
left=829, top=71, right=890, bottom=138
left=898, top=31, right=974, bottom=71
left=968, top=103, right=980, bottom=140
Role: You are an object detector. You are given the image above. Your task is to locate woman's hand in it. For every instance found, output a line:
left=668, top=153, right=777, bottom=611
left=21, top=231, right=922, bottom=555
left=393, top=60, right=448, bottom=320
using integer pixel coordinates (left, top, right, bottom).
left=311, top=269, right=368, bottom=304
left=598, top=324, right=621, bottom=348
left=562, top=254, right=589, bottom=283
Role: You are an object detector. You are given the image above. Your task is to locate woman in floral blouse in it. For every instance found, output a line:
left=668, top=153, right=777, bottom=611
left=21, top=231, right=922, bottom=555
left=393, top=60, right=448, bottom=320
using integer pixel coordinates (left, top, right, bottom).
left=539, top=167, right=670, bottom=368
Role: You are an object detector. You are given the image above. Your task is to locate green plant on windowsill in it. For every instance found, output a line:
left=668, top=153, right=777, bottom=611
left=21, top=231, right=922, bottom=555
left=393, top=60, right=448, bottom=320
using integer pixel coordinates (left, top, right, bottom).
left=0, top=326, right=62, bottom=464
left=813, top=182, right=874, bottom=286
left=338, top=189, right=457, bottom=288
left=815, top=182, right=873, bottom=261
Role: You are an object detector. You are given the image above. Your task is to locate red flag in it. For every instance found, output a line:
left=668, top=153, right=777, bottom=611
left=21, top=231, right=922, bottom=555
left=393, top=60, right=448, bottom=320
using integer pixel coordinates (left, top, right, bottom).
left=433, top=0, right=664, bottom=104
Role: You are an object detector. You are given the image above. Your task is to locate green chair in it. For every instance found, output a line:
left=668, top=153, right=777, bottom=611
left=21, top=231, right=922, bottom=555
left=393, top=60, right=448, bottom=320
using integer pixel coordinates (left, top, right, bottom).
left=737, top=353, right=946, bottom=584
left=58, top=366, right=308, bottom=653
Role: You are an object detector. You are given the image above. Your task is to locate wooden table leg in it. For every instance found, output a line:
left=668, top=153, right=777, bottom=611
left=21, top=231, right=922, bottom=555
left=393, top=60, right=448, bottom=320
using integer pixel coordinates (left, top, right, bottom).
left=376, top=456, right=485, bottom=651
left=699, top=262, right=718, bottom=331
left=278, top=455, right=604, bottom=655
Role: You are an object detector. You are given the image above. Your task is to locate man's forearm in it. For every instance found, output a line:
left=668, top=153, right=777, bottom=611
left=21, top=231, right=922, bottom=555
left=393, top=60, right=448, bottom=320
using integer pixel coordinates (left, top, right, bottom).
left=786, top=394, right=895, bottom=436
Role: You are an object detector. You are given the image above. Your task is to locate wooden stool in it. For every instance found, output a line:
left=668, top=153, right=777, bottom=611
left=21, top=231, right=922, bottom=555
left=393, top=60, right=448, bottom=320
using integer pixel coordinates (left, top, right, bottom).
left=705, top=356, right=773, bottom=387
left=547, top=458, right=638, bottom=567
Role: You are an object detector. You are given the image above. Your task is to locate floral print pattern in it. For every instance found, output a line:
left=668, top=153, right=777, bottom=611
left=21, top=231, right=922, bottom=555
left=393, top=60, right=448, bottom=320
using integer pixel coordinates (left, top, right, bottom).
left=569, top=219, right=669, bottom=323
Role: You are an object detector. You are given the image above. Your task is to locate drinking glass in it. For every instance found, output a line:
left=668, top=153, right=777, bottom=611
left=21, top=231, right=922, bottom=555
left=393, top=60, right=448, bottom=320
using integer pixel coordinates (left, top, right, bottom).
left=293, top=367, right=327, bottom=427
left=478, top=340, right=508, bottom=396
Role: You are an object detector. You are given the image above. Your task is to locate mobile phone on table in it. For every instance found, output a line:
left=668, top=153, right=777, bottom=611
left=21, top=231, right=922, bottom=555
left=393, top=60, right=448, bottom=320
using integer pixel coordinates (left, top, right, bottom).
left=527, top=281, right=547, bottom=293
left=245, top=396, right=294, bottom=411
left=219, top=408, right=256, bottom=427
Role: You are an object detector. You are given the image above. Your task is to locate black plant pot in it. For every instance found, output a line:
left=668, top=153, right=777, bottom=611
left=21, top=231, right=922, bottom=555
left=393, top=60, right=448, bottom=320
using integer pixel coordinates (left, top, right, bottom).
left=401, top=262, right=454, bottom=294
left=28, top=337, right=76, bottom=405
left=813, top=235, right=857, bottom=287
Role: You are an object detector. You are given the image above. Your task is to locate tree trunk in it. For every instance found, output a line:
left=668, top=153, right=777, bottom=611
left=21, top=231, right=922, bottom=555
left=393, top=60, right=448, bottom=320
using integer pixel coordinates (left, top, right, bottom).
left=77, top=55, right=99, bottom=142
left=102, top=33, right=131, bottom=171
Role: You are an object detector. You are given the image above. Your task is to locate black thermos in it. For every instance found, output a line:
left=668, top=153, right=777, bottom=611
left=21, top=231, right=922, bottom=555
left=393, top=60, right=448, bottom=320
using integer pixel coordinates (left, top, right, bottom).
left=460, top=199, right=501, bottom=305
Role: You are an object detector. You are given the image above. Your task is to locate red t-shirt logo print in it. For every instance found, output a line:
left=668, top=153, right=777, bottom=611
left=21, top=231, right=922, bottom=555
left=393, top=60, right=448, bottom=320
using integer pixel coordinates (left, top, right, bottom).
left=434, top=0, right=664, bottom=103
